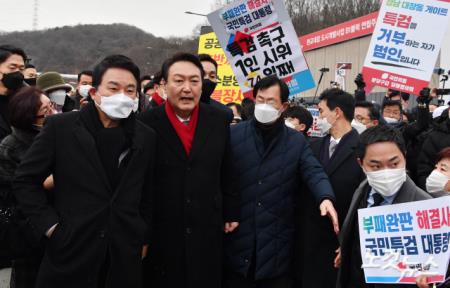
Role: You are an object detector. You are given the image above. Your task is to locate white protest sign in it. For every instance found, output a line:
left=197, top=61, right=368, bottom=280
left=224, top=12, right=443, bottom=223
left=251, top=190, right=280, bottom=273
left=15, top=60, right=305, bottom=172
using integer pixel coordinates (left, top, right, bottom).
left=363, top=0, right=450, bottom=95
left=358, top=197, right=450, bottom=284
left=207, top=0, right=315, bottom=99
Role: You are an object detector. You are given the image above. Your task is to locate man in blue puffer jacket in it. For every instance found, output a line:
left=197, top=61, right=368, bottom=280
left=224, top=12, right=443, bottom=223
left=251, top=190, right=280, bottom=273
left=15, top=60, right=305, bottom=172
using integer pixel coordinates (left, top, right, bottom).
left=224, top=76, right=338, bottom=288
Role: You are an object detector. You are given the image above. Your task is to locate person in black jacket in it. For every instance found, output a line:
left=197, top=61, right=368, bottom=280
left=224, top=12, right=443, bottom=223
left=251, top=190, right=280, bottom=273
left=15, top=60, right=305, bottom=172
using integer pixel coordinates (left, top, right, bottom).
left=0, top=45, right=27, bottom=142
left=198, top=53, right=234, bottom=123
left=224, top=76, right=338, bottom=288
left=417, top=107, right=450, bottom=190
left=13, top=55, right=156, bottom=288
left=138, top=53, right=239, bottom=288
left=0, top=86, right=54, bottom=288
left=298, top=88, right=365, bottom=288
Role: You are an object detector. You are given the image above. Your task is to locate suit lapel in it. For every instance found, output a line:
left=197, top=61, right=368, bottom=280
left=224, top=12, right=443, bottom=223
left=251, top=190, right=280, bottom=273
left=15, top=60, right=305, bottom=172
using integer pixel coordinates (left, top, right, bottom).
left=189, top=104, right=214, bottom=162
left=325, top=130, right=359, bottom=176
left=393, top=177, right=417, bottom=204
left=73, top=120, right=112, bottom=192
left=152, top=106, right=188, bottom=161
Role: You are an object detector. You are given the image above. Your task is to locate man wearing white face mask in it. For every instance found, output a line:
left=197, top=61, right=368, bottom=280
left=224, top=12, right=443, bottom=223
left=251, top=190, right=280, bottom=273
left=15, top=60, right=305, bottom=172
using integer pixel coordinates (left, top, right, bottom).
left=225, top=76, right=338, bottom=288
left=13, top=55, right=156, bottom=288
left=336, top=125, right=431, bottom=288
left=73, top=70, right=93, bottom=110
left=299, top=88, right=365, bottom=288
left=352, top=101, right=380, bottom=135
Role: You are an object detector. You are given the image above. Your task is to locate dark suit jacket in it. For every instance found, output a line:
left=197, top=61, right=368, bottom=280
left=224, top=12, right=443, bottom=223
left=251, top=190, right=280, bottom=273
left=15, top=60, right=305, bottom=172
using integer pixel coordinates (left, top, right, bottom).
left=138, top=103, right=239, bottom=288
left=210, top=99, right=234, bottom=124
left=337, top=177, right=432, bottom=288
left=13, top=104, right=156, bottom=288
left=298, top=129, right=365, bottom=288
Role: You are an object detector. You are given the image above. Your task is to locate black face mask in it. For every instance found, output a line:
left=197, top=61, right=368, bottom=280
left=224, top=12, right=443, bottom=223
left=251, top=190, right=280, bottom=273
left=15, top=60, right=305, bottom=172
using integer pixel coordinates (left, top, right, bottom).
left=200, top=79, right=218, bottom=104
left=1, top=71, right=24, bottom=91
left=24, top=77, right=37, bottom=86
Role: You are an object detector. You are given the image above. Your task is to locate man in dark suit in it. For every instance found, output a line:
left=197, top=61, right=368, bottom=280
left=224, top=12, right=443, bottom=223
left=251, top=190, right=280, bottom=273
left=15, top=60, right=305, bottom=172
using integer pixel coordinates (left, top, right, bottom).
left=138, top=53, right=240, bottom=288
left=0, top=45, right=27, bottom=141
left=13, top=55, right=155, bottom=288
left=297, top=88, right=365, bottom=288
left=336, top=125, right=432, bottom=288
left=198, top=53, right=234, bottom=123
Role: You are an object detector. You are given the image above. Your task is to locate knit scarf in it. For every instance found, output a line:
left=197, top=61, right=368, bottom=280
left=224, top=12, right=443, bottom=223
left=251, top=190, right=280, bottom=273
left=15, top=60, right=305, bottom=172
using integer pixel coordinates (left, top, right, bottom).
left=165, top=102, right=199, bottom=156
left=152, top=92, right=165, bottom=106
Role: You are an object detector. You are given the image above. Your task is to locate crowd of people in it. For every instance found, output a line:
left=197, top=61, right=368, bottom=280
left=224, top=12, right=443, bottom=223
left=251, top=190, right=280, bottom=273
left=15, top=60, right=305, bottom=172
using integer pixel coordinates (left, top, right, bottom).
left=0, top=43, right=449, bottom=288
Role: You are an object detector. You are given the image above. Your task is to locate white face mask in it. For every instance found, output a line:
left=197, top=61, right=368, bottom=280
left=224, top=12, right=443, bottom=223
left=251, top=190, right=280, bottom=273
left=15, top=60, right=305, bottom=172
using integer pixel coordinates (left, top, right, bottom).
left=285, top=119, right=296, bottom=129
left=254, top=104, right=280, bottom=124
left=426, top=170, right=450, bottom=194
left=351, top=119, right=367, bottom=134
left=384, top=117, right=399, bottom=124
left=365, top=168, right=407, bottom=197
left=78, top=85, right=92, bottom=98
left=96, top=93, right=139, bottom=120
left=316, top=117, right=333, bottom=134
left=48, top=90, right=67, bottom=106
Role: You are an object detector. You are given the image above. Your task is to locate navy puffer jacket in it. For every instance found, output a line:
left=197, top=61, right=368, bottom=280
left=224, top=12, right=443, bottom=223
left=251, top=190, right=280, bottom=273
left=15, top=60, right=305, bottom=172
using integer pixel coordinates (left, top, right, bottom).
left=224, top=120, right=335, bottom=280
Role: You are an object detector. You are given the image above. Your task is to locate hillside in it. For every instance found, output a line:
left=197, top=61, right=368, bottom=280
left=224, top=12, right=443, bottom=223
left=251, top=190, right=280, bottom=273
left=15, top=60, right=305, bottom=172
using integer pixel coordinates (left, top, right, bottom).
left=0, top=23, right=199, bottom=76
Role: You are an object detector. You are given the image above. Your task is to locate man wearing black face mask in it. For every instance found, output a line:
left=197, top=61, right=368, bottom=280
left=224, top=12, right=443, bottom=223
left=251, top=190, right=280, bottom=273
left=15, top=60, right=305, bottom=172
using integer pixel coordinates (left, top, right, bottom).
left=198, top=54, right=234, bottom=123
left=0, top=45, right=27, bottom=141
left=24, top=64, right=38, bottom=86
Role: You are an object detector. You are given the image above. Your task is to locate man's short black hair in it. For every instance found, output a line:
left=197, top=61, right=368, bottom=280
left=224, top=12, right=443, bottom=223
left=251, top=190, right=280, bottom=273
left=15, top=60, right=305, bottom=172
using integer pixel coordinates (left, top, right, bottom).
left=92, top=55, right=140, bottom=90
left=318, top=88, right=355, bottom=122
left=355, top=101, right=381, bottom=121
left=25, top=64, right=35, bottom=69
left=0, top=45, right=27, bottom=65
left=198, top=54, right=218, bottom=71
left=387, top=89, right=400, bottom=97
left=253, top=75, right=290, bottom=103
left=143, top=82, right=154, bottom=94
left=382, top=99, right=402, bottom=113
left=284, top=106, right=313, bottom=135
left=161, top=53, right=205, bottom=81
left=77, top=70, right=93, bottom=82
left=357, top=125, right=406, bottom=160
left=400, top=92, right=410, bottom=102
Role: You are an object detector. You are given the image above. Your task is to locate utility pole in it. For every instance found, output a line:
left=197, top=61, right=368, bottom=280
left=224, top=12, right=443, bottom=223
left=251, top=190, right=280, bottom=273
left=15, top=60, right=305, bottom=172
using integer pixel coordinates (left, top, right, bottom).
left=33, top=0, right=39, bottom=30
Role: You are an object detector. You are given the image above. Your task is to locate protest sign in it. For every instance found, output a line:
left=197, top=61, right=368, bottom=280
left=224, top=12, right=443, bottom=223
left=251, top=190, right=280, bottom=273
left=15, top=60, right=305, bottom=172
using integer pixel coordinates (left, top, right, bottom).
left=358, top=197, right=450, bottom=284
left=306, top=108, right=324, bottom=138
left=207, top=0, right=315, bottom=99
left=198, top=27, right=244, bottom=104
left=363, top=0, right=450, bottom=95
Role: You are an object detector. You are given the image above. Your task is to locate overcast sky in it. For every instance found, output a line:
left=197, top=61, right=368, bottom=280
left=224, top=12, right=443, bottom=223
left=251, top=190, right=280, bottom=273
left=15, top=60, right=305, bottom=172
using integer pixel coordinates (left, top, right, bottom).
left=0, top=0, right=217, bottom=38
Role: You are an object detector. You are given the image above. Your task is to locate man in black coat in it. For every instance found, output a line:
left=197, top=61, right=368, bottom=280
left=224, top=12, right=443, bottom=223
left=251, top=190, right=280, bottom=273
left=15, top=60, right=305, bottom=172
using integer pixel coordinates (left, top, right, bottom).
left=198, top=53, right=234, bottom=123
left=417, top=109, right=450, bottom=190
left=13, top=55, right=155, bottom=288
left=336, top=125, right=431, bottom=288
left=0, top=45, right=27, bottom=142
left=138, top=53, right=240, bottom=288
left=297, top=88, right=365, bottom=288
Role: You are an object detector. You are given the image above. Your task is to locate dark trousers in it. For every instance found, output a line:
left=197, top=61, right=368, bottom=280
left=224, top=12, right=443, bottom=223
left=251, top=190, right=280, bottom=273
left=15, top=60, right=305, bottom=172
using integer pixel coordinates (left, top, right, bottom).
left=223, top=270, right=292, bottom=288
